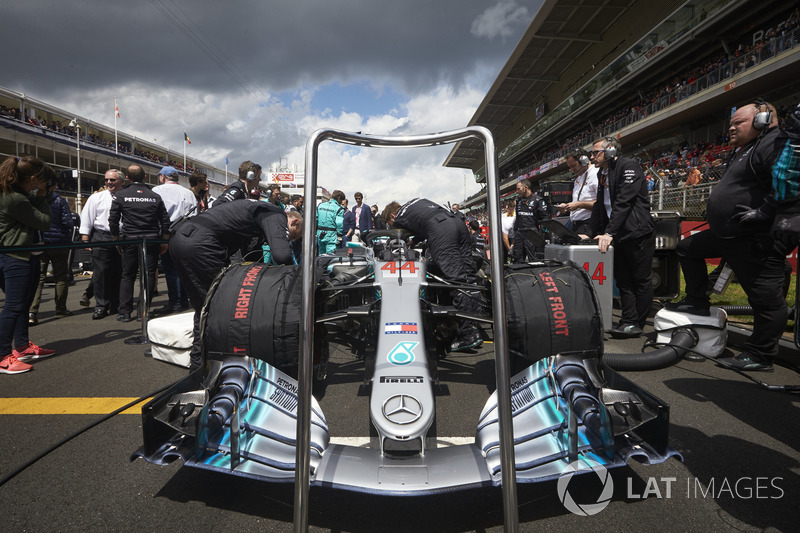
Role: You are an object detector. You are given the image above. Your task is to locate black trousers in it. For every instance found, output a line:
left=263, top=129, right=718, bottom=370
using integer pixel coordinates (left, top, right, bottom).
left=425, top=215, right=483, bottom=335
left=614, top=233, right=655, bottom=328
left=118, top=238, right=161, bottom=315
left=89, top=231, right=121, bottom=313
left=510, top=228, right=542, bottom=263
left=170, top=224, right=229, bottom=371
left=677, top=229, right=788, bottom=359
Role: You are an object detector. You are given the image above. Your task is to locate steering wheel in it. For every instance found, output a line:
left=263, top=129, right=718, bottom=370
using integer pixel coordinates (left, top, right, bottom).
left=363, top=228, right=414, bottom=246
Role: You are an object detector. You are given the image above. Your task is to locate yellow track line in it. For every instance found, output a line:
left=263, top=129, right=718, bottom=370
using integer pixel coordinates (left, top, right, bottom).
left=0, top=398, right=151, bottom=415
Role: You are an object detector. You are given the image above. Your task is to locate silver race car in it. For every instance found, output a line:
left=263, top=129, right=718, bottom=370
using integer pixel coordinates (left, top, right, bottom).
left=133, top=128, right=679, bottom=526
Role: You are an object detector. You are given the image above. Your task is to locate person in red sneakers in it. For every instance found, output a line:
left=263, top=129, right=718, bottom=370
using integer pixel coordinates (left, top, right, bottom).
left=0, top=156, right=58, bottom=374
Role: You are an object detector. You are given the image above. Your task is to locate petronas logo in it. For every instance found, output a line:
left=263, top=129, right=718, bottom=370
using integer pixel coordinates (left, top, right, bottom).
left=387, top=342, right=418, bottom=366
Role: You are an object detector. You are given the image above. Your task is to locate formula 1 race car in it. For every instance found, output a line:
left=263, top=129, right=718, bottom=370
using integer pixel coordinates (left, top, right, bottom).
left=133, top=128, right=679, bottom=523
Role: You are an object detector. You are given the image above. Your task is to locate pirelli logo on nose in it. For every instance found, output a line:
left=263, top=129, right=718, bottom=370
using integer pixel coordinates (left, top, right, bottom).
left=235, top=264, right=263, bottom=320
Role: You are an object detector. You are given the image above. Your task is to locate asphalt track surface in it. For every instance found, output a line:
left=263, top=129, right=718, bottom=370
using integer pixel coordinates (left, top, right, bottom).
left=1, top=276, right=799, bottom=532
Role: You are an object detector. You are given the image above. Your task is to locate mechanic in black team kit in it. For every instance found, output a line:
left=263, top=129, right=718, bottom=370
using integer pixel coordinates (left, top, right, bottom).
left=213, top=160, right=262, bottom=207
left=511, top=178, right=549, bottom=263
left=382, top=198, right=485, bottom=352
left=109, top=164, right=171, bottom=322
left=170, top=200, right=303, bottom=371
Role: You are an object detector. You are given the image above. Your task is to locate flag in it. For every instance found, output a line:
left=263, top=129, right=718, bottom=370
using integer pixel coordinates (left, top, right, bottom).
left=184, top=132, right=191, bottom=144
left=384, top=322, right=418, bottom=335
left=225, top=153, right=229, bottom=165
left=115, top=99, right=120, bottom=118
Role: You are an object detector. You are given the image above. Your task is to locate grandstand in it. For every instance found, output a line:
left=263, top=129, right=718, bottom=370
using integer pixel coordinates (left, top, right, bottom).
left=0, top=86, right=230, bottom=211
left=445, top=0, right=800, bottom=218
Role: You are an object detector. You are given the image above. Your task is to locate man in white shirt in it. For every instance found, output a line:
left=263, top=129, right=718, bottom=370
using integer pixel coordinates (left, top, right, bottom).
left=152, top=166, right=197, bottom=316
left=557, top=150, right=598, bottom=235
left=80, top=169, right=124, bottom=319
left=500, top=200, right=515, bottom=264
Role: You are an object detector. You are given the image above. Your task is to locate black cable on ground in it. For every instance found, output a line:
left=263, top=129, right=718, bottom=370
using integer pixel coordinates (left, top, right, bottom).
left=0, top=382, right=174, bottom=488
left=630, top=339, right=800, bottom=394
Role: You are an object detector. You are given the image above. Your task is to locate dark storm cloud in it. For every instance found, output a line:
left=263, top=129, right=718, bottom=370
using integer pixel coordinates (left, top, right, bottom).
left=7, top=0, right=540, bottom=99
left=4, top=0, right=541, bottom=205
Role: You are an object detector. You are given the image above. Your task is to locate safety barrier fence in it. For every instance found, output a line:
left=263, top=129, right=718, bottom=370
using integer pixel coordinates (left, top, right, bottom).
left=0, top=238, right=168, bottom=345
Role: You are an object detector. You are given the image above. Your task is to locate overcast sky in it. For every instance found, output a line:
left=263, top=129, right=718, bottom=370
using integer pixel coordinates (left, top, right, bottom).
left=5, top=0, right=541, bottom=207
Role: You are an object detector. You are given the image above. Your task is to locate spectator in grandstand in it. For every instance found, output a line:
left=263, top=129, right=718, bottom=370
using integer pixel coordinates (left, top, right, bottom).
left=511, top=178, right=549, bottom=263
left=501, top=199, right=515, bottom=264
left=170, top=201, right=302, bottom=371
left=152, top=166, right=196, bottom=317
left=0, top=156, right=57, bottom=374
left=189, top=170, right=210, bottom=212
left=317, top=190, right=345, bottom=254
left=352, top=191, right=372, bottom=239
left=557, top=150, right=598, bottom=235
left=213, top=161, right=261, bottom=206
left=28, top=181, right=75, bottom=324
left=667, top=100, right=789, bottom=372
left=80, top=170, right=124, bottom=320
left=585, top=137, right=654, bottom=339
left=108, top=165, right=170, bottom=322
left=684, top=167, right=702, bottom=187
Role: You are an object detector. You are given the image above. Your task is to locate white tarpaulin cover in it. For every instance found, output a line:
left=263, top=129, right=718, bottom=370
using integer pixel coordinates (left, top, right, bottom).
left=148, top=311, right=194, bottom=367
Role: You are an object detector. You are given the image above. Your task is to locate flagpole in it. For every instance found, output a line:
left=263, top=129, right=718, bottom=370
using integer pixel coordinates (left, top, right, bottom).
left=114, top=97, right=118, bottom=154
left=183, top=137, right=186, bottom=172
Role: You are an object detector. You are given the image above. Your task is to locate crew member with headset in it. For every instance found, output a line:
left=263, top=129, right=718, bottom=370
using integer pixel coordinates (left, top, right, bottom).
left=317, top=190, right=345, bottom=254
left=584, top=136, right=654, bottom=338
left=511, top=178, right=549, bottom=263
left=108, top=164, right=171, bottom=322
left=667, top=100, right=799, bottom=372
left=213, top=161, right=262, bottom=207
left=382, top=198, right=485, bottom=352
left=169, top=200, right=303, bottom=371
left=557, top=149, right=598, bottom=235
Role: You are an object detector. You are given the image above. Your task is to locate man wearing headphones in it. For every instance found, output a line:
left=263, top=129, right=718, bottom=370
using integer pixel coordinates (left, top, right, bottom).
left=558, top=150, right=598, bottom=235
left=213, top=161, right=262, bottom=207
left=585, top=137, right=654, bottom=338
left=667, top=100, right=787, bottom=371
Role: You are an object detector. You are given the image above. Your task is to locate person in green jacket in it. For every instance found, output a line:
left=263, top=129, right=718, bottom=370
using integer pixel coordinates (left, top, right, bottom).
left=316, top=190, right=345, bottom=255
left=0, top=156, right=58, bottom=374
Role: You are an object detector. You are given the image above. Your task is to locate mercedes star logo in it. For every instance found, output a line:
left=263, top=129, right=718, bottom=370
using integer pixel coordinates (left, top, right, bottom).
left=382, top=394, right=422, bottom=425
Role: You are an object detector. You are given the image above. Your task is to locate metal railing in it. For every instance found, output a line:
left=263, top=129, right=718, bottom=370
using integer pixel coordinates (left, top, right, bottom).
left=299, top=127, right=518, bottom=531
left=647, top=164, right=725, bottom=217
left=0, top=238, right=164, bottom=344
